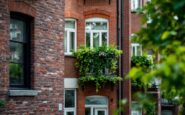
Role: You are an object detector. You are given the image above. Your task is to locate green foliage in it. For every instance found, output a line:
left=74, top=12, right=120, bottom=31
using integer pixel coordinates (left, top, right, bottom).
left=129, top=0, right=185, bottom=114
left=74, top=46, right=122, bottom=92
left=0, top=100, right=5, bottom=108
left=79, top=76, right=122, bottom=92
left=131, top=56, right=153, bottom=68
left=131, top=56, right=153, bottom=88
left=134, top=93, right=156, bottom=115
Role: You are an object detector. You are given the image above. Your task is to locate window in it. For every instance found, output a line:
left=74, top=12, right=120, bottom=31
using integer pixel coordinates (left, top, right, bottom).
left=131, top=0, right=142, bottom=11
left=64, top=19, right=77, bottom=55
left=85, top=96, right=108, bottom=115
left=85, top=18, right=108, bottom=48
left=161, top=110, right=172, bottom=115
left=131, top=43, right=142, bottom=56
left=64, top=89, right=76, bottom=115
left=9, top=12, right=32, bottom=88
left=131, top=102, right=142, bottom=115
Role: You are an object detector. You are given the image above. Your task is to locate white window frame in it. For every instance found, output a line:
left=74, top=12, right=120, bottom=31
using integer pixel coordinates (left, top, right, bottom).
left=131, top=43, right=142, bottom=56
left=131, top=0, right=143, bottom=11
left=85, top=96, right=108, bottom=115
left=64, top=89, right=77, bottom=115
left=85, top=18, right=109, bottom=48
left=64, top=18, right=77, bottom=55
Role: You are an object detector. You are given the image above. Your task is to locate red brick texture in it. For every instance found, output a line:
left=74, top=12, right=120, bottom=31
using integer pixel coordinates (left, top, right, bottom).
left=64, top=0, right=131, bottom=115
left=0, top=0, right=65, bottom=114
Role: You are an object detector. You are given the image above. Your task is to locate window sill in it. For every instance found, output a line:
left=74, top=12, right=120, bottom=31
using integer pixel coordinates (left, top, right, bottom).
left=65, top=53, right=75, bottom=57
left=9, top=90, right=38, bottom=97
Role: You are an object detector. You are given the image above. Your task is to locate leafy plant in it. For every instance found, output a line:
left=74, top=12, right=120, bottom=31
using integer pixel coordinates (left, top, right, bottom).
left=131, top=56, right=153, bottom=88
left=0, top=100, right=5, bottom=108
left=74, top=46, right=122, bottom=92
left=129, top=0, right=185, bottom=114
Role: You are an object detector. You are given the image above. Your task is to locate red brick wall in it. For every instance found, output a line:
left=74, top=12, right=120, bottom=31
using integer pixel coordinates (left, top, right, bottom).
left=64, top=0, right=118, bottom=114
left=0, top=0, right=65, bottom=114
left=64, top=0, right=117, bottom=76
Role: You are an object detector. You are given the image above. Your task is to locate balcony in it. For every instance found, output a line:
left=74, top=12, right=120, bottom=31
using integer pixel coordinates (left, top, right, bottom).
left=74, top=46, right=122, bottom=92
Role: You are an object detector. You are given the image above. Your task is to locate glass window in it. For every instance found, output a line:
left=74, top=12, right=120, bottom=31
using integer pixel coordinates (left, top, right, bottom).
left=131, top=102, right=142, bottom=115
left=64, top=19, right=76, bottom=55
left=9, top=13, right=31, bottom=88
left=85, top=96, right=108, bottom=105
left=131, top=43, right=142, bottom=56
left=64, top=89, right=76, bottom=115
left=131, top=0, right=142, bottom=11
left=85, top=18, right=108, bottom=48
left=85, top=96, right=108, bottom=115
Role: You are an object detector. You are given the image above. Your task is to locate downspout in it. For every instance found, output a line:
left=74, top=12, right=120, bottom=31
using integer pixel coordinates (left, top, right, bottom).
left=117, top=0, right=124, bottom=115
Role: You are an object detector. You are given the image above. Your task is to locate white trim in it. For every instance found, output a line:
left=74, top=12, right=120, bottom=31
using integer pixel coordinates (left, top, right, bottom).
left=64, top=78, right=79, bottom=88
left=64, top=18, right=77, bottom=55
left=85, top=96, right=109, bottom=115
left=131, top=43, right=142, bottom=56
left=85, top=18, right=109, bottom=48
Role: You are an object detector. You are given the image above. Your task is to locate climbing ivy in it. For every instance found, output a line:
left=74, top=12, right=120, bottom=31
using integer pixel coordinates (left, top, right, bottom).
left=74, top=46, right=122, bottom=92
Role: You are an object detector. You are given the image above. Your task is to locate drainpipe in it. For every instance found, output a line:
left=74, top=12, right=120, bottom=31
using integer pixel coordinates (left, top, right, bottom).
left=117, top=0, right=124, bottom=114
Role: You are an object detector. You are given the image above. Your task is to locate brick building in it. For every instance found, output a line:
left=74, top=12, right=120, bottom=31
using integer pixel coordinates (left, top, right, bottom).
left=64, top=0, right=130, bottom=115
left=0, top=0, right=131, bottom=115
left=0, top=0, right=65, bottom=114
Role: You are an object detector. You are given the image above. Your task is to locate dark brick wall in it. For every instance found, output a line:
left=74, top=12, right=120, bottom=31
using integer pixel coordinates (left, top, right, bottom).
left=0, top=0, right=65, bottom=114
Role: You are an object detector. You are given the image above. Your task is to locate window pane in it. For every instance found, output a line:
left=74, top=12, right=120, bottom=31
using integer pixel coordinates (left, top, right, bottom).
left=86, top=22, right=92, bottom=30
left=10, top=63, right=24, bottom=85
left=64, top=31, right=67, bottom=52
left=70, top=32, right=75, bottom=52
left=86, top=22, right=107, bottom=30
left=65, top=90, right=75, bottom=108
left=66, top=111, right=74, bottom=115
left=137, top=45, right=142, bottom=56
left=98, top=110, right=105, bottom=115
left=10, top=42, right=24, bottom=63
left=86, top=33, right=90, bottom=47
left=102, top=32, right=107, bottom=46
left=10, top=19, right=25, bottom=42
left=85, top=96, right=108, bottom=105
left=85, top=108, right=91, bottom=115
left=93, top=33, right=99, bottom=48
left=65, top=20, right=75, bottom=29
left=132, top=46, right=136, bottom=56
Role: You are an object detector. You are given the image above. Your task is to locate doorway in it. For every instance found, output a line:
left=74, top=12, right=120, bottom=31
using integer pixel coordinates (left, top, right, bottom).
left=85, top=96, right=108, bottom=115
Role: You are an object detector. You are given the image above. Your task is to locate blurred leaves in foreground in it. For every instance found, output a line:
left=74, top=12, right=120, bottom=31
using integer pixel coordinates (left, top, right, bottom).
left=129, top=0, right=185, bottom=114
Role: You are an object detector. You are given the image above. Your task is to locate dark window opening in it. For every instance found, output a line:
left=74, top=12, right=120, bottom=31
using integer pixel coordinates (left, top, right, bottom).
left=9, top=12, right=33, bottom=88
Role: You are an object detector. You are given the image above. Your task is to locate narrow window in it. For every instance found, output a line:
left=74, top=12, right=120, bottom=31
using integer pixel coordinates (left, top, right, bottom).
left=131, top=43, right=142, bottom=56
left=64, top=89, right=76, bottom=115
left=9, top=12, right=32, bottom=88
left=131, top=0, right=142, bottom=11
left=64, top=19, right=77, bottom=55
left=85, top=18, right=108, bottom=48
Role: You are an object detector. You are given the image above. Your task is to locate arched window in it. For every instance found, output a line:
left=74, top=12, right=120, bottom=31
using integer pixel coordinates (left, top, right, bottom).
left=85, top=96, right=108, bottom=115
left=85, top=18, right=109, bottom=48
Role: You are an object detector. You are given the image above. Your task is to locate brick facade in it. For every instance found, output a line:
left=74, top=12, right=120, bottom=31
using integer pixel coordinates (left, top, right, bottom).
left=0, top=0, right=65, bottom=114
left=64, top=0, right=131, bottom=115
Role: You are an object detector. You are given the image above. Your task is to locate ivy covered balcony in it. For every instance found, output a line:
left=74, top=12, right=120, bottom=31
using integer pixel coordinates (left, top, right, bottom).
left=74, top=46, right=122, bottom=92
